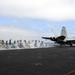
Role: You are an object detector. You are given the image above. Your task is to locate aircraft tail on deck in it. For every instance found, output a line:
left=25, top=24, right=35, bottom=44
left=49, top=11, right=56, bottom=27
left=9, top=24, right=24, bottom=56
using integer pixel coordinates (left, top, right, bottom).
left=61, top=26, right=67, bottom=38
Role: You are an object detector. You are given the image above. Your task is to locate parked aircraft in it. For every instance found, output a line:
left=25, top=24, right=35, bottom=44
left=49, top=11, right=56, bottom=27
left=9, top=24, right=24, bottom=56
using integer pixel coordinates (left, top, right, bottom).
left=42, top=26, right=75, bottom=46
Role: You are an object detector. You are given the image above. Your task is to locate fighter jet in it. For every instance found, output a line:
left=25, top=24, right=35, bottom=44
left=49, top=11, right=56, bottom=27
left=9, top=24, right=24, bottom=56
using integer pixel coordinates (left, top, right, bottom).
left=42, top=26, right=75, bottom=46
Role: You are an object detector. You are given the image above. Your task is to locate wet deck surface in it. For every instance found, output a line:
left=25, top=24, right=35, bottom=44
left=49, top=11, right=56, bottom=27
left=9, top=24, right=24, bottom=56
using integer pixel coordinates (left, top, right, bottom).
left=0, top=46, right=75, bottom=75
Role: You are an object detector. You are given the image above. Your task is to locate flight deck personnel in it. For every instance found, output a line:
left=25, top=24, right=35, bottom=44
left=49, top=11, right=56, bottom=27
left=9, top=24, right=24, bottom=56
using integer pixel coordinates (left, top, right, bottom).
left=9, top=39, right=12, bottom=45
left=0, top=40, right=4, bottom=45
left=2, top=40, right=4, bottom=45
left=6, top=41, right=8, bottom=45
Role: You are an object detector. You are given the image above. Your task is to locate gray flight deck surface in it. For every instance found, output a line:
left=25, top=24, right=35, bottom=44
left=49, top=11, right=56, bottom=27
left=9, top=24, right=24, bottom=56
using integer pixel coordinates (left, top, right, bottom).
left=0, top=46, right=75, bottom=75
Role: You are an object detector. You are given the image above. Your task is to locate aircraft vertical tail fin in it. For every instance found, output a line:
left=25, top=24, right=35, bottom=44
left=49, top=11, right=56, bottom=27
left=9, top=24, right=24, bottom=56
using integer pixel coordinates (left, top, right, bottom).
left=61, top=26, right=67, bottom=38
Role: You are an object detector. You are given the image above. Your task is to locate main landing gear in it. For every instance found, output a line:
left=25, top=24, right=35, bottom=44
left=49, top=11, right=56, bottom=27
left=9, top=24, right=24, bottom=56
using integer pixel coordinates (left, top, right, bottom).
left=70, top=42, right=73, bottom=47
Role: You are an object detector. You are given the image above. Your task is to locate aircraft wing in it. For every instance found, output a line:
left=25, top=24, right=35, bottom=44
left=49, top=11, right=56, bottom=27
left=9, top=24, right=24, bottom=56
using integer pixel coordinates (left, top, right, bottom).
left=42, top=36, right=65, bottom=41
left=42, top=37, right=51, bottom=39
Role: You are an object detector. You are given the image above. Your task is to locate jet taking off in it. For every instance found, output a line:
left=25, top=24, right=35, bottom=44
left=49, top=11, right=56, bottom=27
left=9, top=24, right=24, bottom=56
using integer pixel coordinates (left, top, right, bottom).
left=42, top=26, right=75, bottom=46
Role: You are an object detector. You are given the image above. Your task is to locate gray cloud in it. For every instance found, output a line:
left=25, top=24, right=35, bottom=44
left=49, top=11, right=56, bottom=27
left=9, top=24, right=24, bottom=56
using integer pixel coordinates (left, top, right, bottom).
left=0, top=25, right=52, bottom=40
left=0, top=0, right=75, bottom=21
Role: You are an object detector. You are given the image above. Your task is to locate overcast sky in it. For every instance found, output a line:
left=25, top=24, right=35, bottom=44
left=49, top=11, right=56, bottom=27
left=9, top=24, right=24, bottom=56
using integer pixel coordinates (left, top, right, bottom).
left=0, top=0, right=75, bottom=40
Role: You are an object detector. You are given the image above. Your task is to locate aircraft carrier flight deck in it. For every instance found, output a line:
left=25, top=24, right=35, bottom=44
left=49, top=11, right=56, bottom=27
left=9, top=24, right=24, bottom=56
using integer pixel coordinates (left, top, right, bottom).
left=0, top=46, right=75, bottom=75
